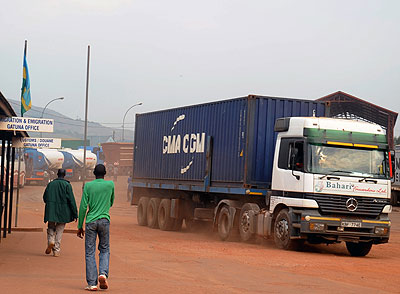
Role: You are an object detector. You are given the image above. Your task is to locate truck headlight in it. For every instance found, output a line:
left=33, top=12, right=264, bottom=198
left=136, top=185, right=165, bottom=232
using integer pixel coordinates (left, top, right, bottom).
left=309, top=223, right=325, bottom=231
left=374, top=227, right=388, bottom=235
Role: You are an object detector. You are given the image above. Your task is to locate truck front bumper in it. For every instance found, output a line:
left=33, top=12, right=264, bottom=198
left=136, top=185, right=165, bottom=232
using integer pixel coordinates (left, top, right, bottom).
left=299, top=210, right=390, bottom=244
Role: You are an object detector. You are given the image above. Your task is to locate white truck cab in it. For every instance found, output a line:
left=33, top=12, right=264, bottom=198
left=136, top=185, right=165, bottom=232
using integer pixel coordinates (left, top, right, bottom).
left=267, top=117, right=391, bottom=256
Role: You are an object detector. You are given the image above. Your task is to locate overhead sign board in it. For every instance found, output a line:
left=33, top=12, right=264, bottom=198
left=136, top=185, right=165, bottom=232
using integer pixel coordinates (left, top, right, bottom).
left=12, top=137, right=61, bottom=149
left=0, top=117, right=54, bottom=133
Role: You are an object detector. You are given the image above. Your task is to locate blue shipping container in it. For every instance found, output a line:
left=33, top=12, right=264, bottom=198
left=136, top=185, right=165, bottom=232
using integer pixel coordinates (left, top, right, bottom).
left=133, top=95, right=325, bottom=189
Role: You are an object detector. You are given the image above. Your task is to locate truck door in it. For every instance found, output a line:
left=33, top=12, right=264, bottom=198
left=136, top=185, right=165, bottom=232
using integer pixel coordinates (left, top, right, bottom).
left=272, top=138, right=305, bottom=193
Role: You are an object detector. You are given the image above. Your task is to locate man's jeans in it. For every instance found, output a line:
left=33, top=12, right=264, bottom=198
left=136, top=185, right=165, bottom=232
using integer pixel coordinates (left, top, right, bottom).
left=85, top=218, right=110, bottom=286
left=47, top=222, right=66, bottom=253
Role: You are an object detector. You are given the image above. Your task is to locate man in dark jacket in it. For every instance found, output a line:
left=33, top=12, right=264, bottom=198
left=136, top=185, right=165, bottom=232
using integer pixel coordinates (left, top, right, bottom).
left=43, top=169, right=78, bottom=257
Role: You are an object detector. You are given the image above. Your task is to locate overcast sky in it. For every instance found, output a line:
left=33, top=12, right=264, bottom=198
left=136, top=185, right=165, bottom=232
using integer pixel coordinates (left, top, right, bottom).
left=0, top=0, right=399, bottom=134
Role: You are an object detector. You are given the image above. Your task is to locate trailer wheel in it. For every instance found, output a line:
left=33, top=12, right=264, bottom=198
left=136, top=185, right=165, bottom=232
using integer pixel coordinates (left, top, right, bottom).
left=137, top=197, right=150, bottom=226
left=218, top=206, right=238, bottom=241
left=345, top=242, right=373, bottom=257
left=158, top=199, right=174, bottom=231
left=274, top=208, right=302, bottom=250
left=147, top=198, right=161, bottom=229
left=239, top=203, right=260, bottom=242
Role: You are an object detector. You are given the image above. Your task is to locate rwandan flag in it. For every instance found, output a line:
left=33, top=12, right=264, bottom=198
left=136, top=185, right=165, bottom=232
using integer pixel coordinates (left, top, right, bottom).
left=21, top=42, right=31, bottom=116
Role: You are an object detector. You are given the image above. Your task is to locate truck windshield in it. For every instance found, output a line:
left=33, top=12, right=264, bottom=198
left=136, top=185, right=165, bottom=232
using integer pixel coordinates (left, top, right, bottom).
left=308, top=144, right=389, bottom=179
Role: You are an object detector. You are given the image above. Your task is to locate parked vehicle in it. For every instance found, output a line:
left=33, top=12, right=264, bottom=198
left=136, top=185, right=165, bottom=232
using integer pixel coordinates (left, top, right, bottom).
left=24, top=148, right=64, bottom=185
left=78, top=146, right=104, bottom=165
left=101, top=142, right=133, bottom=175
left=60, top=149, right=97, bottom=181
left=391, top=145, right=400, bottom=205
left=132, top=95, right=392, bottom=257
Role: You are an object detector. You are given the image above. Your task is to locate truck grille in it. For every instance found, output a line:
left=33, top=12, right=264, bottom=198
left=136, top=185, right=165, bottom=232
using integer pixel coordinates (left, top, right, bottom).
left=305, top=194, right=389, bottom=217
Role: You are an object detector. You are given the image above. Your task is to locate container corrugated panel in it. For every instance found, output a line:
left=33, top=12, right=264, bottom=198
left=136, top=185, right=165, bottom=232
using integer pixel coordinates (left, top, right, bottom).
left=133, top=95, right=325, bottom=188
left=247, top=96, right=325, bottom=187
left=134, top=98, right=248, bottom=184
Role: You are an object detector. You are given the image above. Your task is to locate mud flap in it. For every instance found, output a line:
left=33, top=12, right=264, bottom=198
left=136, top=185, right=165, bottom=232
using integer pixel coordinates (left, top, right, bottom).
left=171, top=199, right=180, bottom=219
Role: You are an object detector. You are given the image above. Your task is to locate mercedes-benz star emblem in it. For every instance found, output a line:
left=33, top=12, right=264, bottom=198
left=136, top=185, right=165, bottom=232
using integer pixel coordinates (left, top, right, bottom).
left=346, top=198, right=358, bottom=212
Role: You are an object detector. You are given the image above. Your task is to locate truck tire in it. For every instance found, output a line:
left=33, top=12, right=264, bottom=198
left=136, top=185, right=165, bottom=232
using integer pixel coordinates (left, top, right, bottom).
left=137, top=197, right=150, bottom=226
left=345, top=242, right=373, bottom=257
left=147, top=198, right=161, bottom=229
left=158, top=199, right=174, bottom=231
left=239, top=203, right=260, bottom=242
left=218, top=206, right=238, bottom=241
left=273, top=208, right=302, bottom=250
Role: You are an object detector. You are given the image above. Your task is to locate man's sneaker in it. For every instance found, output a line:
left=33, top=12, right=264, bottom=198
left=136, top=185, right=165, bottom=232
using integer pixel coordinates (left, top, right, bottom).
left=53, top=251, right=60, bottom=257
left=98, top=274, right=108, bottom=290
left=45, top=243, right=54, bottom=254
left=85, top=285, right=98, bottom=291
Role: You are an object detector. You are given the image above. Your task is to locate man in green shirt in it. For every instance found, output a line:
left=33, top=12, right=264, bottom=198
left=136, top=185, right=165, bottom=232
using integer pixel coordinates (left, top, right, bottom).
left=43, top=169, right=78, bottom=257
left=77, top=164, right=114, bottom=291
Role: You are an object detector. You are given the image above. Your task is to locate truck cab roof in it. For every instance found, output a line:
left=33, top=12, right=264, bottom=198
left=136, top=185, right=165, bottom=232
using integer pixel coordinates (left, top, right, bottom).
left=276, top=117, right=386, bottom=137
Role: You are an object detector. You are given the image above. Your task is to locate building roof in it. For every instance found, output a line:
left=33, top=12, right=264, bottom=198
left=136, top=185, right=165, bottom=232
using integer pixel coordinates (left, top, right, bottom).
left=317, top=91, right=398, bottom=148
left=0, top=91, right=28, bottom=138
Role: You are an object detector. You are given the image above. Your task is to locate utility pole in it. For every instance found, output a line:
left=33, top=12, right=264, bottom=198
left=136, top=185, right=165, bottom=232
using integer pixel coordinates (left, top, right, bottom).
left=82, top=45, right=90, bottom=188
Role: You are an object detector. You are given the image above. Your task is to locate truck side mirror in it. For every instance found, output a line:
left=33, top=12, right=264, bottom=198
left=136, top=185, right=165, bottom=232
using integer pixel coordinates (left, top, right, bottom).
left=290, top=148, right=300, bottom=180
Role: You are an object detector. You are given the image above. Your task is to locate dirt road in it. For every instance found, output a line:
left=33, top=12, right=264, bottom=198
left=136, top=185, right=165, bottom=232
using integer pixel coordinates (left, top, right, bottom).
left=1, top=177, right=399, bottom=293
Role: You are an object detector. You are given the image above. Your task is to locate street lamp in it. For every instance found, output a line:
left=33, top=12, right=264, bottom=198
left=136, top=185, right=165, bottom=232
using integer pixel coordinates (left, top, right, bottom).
left=40, top=97, right=64, bottom=137
left=122, top=102, right=142, bottom=142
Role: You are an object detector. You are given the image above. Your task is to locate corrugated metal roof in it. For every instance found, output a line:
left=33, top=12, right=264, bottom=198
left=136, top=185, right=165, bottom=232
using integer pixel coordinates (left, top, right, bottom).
left=317, top=91, right=398, bottom=148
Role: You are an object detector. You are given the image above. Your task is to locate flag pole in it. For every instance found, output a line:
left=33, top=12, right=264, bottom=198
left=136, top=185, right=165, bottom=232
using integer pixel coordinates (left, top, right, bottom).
left=82, top=45, right=90, bottom=189
left=24, top=40, right=27, bottom=60
left=22, top=40, right=27, bottom=117
left=16, top=40, right=27, bottom=226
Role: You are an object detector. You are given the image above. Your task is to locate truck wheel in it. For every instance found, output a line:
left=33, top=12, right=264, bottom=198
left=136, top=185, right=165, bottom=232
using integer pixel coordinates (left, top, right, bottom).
left=274, top=208, right=302, bottom=250
left=147, top=198, right=161, bottom=229
left=218, top=206, right=238, bottom=241
left=137, top=197, right=150, bottom=226
left=346, top=242, right=373, bottom=257
left=158, top=199, right=174, bottom=231
left=239, top=203, right=260, bottom=242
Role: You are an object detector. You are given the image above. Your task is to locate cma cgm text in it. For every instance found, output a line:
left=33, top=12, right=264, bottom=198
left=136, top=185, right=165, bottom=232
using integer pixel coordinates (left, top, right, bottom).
left=163, top=133, right=206, bottom=154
